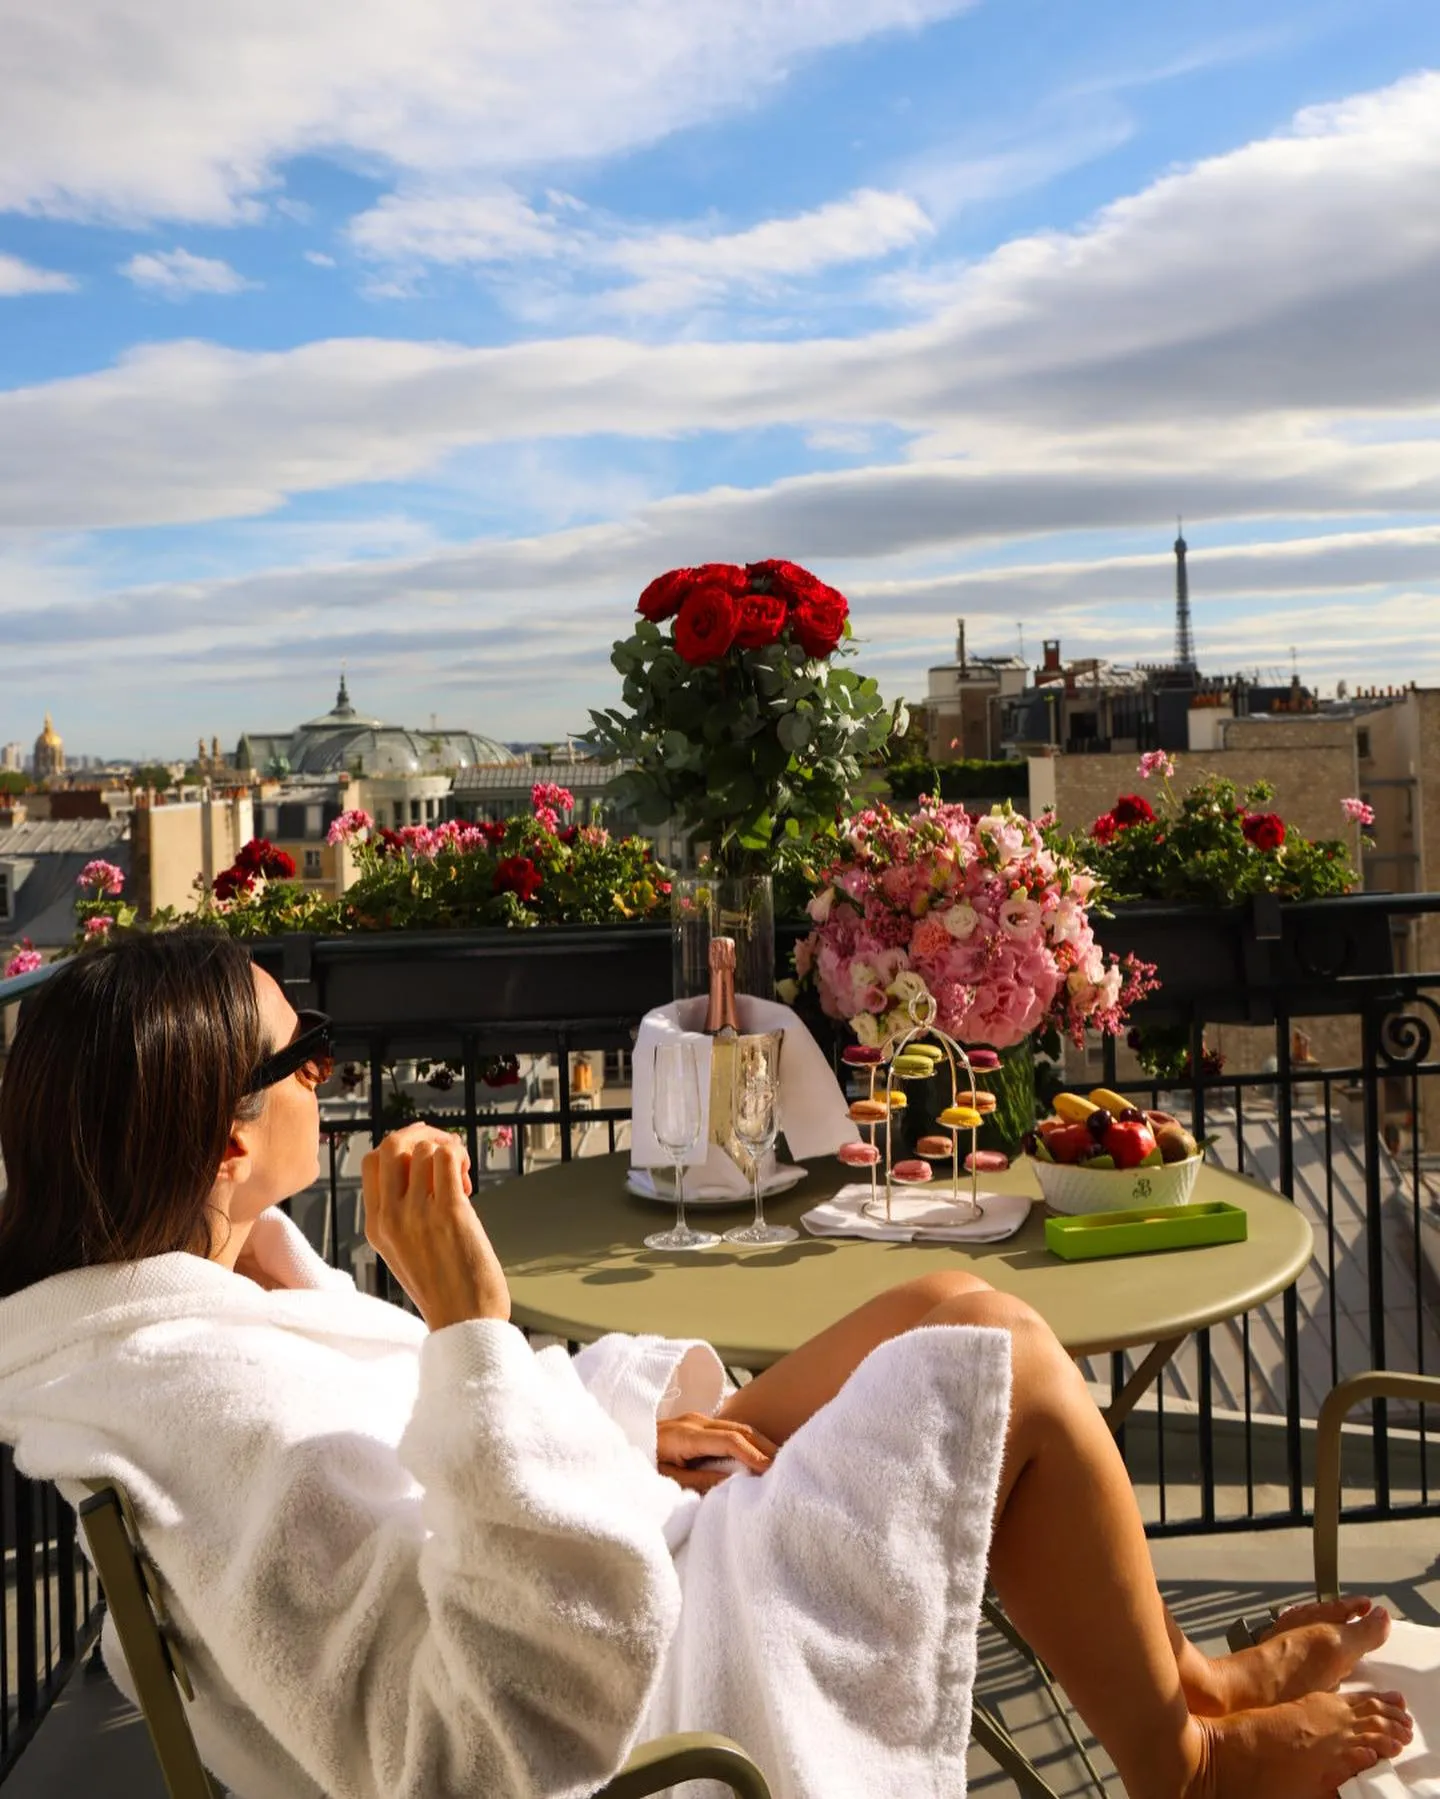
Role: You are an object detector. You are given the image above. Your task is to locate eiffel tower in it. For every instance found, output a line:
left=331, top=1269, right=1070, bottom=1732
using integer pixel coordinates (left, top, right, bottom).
left=1173, top=519, right=1196, bottom=671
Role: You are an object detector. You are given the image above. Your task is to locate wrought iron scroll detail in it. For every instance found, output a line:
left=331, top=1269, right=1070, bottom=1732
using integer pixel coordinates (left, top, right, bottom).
left=1376, top=994, right=1440, bottom=1070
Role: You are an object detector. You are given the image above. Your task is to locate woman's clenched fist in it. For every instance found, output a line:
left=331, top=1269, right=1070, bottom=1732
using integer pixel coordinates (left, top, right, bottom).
left=362, top=1124, right=511, bottom=1330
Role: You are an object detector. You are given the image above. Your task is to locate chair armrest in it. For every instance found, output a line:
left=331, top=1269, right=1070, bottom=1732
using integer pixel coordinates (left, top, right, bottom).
left=1314, top=1371, right=1440, bottom=1601
left=594, top=1732, right=772, bottom=1798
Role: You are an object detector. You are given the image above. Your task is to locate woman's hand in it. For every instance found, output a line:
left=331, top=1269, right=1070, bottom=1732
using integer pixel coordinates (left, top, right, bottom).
left=362, top=1124, right=511, bottom=1331
left=656, top=1413, right=778, bottom=1492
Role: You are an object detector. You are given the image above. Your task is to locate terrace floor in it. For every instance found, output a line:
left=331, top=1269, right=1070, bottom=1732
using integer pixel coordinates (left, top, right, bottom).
left=10, top=1511, right=1440, bottom=1799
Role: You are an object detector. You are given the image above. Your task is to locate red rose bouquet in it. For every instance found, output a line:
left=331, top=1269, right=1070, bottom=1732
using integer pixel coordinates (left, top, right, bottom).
left=590, top=559, right=902, bottom=873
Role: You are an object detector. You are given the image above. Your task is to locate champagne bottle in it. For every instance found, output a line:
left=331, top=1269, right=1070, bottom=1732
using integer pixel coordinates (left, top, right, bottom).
left=704, top=936, right=740, bottom=1042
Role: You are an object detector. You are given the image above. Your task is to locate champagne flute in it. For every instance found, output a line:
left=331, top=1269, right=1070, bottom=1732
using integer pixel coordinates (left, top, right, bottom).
left=724, top=1066, right=797, bottom=1246
left=644, top=1040, right=718, bottom=1252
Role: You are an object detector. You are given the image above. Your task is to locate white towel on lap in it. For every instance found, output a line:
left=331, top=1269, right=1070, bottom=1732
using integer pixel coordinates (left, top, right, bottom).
left=646, top=1323, right=1013, bottom=1798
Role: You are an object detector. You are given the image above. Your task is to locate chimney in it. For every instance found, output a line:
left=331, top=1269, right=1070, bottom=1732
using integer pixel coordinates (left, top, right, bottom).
left=1042, top=640, right=1062, bottom=674
left=956, top=617, right=967, bottom=673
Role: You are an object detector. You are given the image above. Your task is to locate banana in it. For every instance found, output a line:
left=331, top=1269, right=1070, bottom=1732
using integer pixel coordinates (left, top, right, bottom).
left=1053, top=1091, right=1100, bottom=1123
left=1088, top=1088, right=1132, bottom=1117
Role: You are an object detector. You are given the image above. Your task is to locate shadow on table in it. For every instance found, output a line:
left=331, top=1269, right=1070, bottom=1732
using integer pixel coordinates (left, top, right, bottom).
left=582, top=1241, right=843, bottom=1279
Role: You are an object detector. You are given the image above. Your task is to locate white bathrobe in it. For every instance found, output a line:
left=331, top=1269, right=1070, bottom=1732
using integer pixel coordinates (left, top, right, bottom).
left=0, top=1210, right=1011, bottom=1799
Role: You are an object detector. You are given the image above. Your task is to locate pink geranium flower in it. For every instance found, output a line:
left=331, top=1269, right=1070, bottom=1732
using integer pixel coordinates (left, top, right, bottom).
left=4, top=946, right=43, bottom=979
left=326, top=808, right=373, bottom=846
left=1341, top=797, right=1375, bottom=826
left=76, top=858, right=125, bottom=897
left=84, top=916, right=115, bottom=938
left=1138, top=750, right=1175, bottom=781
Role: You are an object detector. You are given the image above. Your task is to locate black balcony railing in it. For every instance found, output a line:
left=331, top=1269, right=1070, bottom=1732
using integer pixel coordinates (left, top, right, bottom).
left=2, top=897, right=1439, bottom=1781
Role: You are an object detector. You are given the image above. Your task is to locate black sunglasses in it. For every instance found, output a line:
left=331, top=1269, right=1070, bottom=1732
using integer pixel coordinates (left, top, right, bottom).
left=247, top=1009, right=335, bottom=1095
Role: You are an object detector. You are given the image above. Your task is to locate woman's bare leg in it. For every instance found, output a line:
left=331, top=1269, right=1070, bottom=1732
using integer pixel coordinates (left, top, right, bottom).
left=722, top=1276, right=1411, bottom=1797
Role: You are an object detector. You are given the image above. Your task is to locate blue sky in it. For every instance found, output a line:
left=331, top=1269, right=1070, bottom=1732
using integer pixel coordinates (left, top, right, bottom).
left=3, top=0, right=1440, bottom=756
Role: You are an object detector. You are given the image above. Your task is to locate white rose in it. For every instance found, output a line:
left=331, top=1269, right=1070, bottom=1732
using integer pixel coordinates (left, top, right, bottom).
left=850, top=1012, right=881, bottom=1047
left=887, top=969, right=929, bottom=1006
left=939, top=903, right=979, bottom=940
left=775, top=977, right=799, bottom=1005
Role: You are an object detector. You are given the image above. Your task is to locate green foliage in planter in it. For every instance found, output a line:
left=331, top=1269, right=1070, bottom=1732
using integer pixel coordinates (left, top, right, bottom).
left=885, top=757, right=1029, bottom=806
left=74, top=816, right=672, bottom=946
left=1068, top=773, right=1359, bottom=906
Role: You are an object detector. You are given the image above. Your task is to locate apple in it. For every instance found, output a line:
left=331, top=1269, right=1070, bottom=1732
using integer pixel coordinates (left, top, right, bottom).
left=1045, top=1122, right=1094, bottom=1165
left=1107, top=1120, right=1159, bottom=1169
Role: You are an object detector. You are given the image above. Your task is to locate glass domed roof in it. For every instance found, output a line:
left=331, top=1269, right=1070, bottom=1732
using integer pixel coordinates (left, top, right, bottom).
left=242, top=677, right=512, bottom=779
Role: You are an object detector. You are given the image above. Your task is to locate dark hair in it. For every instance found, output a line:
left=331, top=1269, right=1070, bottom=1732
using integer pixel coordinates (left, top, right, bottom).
left=0, top=931, right=265, bottom=1296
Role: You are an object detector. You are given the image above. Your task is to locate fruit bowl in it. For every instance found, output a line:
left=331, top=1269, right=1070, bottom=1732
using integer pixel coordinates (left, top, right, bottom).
left=1031, top=1152, right=1204, bottom=1216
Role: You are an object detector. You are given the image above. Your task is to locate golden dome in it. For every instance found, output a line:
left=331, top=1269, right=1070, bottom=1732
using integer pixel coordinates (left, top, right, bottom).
left=37, top=712, right=62, bottom=747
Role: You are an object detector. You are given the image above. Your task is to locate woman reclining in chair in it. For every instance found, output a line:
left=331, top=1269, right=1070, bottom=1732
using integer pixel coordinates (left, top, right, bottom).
left=0, top=932, right=1411, bottom=1799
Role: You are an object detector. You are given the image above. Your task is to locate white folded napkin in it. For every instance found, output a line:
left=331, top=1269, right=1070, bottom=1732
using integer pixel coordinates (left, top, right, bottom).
left=802, top=1182, right=1032, bottom=1244
left=1340, top=1619, right=1440, bottom=1797
left=630, top=995, right=854, bottom=1199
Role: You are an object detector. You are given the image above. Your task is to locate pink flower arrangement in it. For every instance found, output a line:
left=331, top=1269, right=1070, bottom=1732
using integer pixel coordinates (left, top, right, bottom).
left=76, top=858, right=125, bottom=897
left=1342, top=797, right=1376, bottom=827
left=3, top=944, right=43, bottom=980
left=326, top=808, right=373, bottom=846
left=800, top=799, right=1158, bottom=1051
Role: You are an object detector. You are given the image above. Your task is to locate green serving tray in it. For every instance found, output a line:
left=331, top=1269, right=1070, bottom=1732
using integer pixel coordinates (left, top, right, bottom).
left=1044, top=1200, right=1248, bottom=1261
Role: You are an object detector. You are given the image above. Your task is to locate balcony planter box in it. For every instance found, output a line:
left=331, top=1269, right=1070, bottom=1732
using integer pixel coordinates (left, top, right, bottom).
left=1095, top=896, right=1394, bottom=1026
left=247, top=921, right=811, bottom=1047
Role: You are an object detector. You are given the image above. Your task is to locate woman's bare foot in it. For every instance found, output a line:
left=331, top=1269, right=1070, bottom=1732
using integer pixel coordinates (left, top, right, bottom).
left=1186, top=1602, right=1391, bottom=1715
left=1187, top=1689, right=1412, bottom=1799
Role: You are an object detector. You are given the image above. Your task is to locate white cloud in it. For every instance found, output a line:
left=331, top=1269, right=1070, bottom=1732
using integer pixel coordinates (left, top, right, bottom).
left=347, top=184, right=932, bottom=312
left=303, top=249, right=336, bottom=268
left=0, top=0, right=973, bottom=225
left=121, top=248, right=254, bottom=297
left=4, top=69, right=1439, bottom=527
left=349, top=189, right=564, bottom=266
left=0, top=251, right=75, bottom=295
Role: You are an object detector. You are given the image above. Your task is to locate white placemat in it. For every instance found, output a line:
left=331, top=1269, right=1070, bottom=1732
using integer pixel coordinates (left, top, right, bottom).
left=802, top=1183, right=1031, bottom=1243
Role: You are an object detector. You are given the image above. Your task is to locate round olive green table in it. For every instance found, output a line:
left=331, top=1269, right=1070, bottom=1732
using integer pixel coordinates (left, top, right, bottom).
left=483, top=1153, right=1312, bottom=1418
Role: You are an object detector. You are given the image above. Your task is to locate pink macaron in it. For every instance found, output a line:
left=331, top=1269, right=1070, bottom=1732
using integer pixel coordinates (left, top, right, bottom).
left=965, top=1149, right=1010, bottom=1173
left=838, top=1140, right=882, bottom=1168
left=892, top=1158, right=934, bottom=1184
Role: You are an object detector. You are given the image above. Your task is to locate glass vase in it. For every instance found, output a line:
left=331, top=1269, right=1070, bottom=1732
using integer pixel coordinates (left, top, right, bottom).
left=671, top=873, right=776, bottom=1002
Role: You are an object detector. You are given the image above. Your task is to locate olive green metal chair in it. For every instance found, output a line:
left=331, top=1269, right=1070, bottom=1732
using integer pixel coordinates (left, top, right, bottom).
left=78, top=1481, right=772, bottom=1799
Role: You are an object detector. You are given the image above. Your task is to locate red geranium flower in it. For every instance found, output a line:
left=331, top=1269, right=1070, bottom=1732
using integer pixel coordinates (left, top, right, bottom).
left=733, top=590, right=788, bottom=650
left=1091, top=812, right=1120, bottom=844
left=674, top=582, right=739, bottom=665
left=1242, top=812, right=1286, bottom=852
left=233, top=837, right=296, bottom=880
left=1112, top=793, right=1156, bottom=829
left=493, top=855, right=543, bottom=902
left=637, top=567, right=695, bottom=623
left=792, top=583, right=849, bottom=658
left=212, top=865, right=254, bottom=901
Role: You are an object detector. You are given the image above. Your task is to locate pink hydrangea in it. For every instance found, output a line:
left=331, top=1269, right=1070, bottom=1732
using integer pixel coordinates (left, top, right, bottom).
left=1138, top=751, right=1176, bottom=781
left=76, top=858, right=125, bottom=897
left=326, top=808, right=373, bottom=846
left=1341, top=797, right=1375, bottom=826
left=3, top=946, right=43, bottom=979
